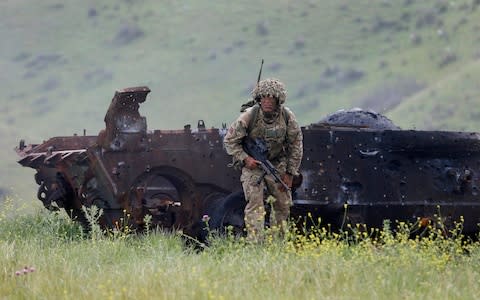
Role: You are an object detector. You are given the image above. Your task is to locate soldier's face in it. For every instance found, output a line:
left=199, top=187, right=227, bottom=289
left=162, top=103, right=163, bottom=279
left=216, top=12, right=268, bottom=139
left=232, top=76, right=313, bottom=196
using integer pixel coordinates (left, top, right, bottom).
left=260, top=96, right=277, bottom=113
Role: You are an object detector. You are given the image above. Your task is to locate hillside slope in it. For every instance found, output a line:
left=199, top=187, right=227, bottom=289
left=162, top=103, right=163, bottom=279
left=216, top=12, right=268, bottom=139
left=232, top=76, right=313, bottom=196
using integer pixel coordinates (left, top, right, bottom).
left=387, top=59, right=480, bottom=131
left=2, top=0, right=480, bottom=201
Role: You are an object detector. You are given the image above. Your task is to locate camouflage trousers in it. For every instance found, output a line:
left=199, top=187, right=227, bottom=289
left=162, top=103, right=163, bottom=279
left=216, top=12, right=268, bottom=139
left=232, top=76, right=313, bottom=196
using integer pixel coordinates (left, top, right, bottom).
left=241, top=167, right=292, bottom=242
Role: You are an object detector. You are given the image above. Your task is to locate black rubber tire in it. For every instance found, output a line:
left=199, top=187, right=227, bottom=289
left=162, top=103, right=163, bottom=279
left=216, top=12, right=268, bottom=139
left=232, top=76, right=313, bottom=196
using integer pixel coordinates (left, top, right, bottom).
left=199, top=191, right=246, bottom=242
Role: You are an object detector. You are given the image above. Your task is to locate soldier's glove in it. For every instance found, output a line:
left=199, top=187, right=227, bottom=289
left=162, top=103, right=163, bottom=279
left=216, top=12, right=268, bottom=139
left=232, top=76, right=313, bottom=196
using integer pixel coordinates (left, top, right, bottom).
left=280, top=173, right=293, bottom=192
left=244, top=156, right=260, bottom=170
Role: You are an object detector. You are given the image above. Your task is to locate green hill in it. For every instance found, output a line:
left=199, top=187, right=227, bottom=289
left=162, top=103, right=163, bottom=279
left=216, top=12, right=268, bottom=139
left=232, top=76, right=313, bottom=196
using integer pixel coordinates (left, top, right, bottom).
left=2, top=0, right=480, bottom=201
left=387, top=59, right=480, bottom=130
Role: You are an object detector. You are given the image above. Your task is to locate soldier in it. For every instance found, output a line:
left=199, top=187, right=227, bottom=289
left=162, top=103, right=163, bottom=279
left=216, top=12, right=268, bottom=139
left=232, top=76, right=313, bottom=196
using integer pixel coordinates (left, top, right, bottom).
left=224, top=78, right=303, bottom=241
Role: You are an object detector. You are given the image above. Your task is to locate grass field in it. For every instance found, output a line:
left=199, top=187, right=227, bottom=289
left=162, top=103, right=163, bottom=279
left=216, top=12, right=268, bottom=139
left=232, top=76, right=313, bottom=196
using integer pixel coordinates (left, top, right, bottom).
left=1, top=198, right=480, bottom=299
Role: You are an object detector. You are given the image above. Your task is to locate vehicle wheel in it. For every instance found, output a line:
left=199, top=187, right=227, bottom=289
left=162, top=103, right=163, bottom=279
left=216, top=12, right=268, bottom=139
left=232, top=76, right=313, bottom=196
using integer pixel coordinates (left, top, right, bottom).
left=128, top=167, right=197, bottom=230
left=200, top=191, right=246, bottom=241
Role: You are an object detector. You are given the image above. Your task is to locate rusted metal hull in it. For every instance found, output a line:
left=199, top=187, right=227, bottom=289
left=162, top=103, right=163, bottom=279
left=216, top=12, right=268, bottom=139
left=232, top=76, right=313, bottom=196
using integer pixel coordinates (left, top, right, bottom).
left=16, top=87, right=480, bottom=236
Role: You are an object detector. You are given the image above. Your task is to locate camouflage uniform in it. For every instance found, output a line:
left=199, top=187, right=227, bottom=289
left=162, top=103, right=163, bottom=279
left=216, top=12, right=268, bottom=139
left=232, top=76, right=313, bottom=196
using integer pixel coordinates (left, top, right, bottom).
left=224, top=78, right=303, bottom=241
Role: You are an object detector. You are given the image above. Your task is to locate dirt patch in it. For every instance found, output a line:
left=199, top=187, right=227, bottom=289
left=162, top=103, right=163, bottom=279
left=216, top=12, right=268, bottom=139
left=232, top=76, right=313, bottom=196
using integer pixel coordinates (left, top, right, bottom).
left=112, top=23, right=145, bottom=46
left=0, top=187, right=7, bottom=200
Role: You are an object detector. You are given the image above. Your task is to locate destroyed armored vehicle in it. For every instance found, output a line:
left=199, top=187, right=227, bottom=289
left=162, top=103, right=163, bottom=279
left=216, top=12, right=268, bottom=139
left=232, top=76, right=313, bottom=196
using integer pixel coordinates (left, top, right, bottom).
left=16, top=87, right=480, bottom=237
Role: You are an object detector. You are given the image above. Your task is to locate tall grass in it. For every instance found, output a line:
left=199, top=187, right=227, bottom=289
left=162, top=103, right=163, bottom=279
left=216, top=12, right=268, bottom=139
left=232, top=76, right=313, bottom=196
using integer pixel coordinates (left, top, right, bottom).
left=1, top=197, right=480, bottom=299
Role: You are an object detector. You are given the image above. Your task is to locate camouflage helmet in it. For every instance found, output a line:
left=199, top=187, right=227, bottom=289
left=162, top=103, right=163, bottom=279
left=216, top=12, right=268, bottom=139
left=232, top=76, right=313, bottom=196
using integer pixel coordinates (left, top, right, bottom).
left=251, top=78, right=287, bottom=105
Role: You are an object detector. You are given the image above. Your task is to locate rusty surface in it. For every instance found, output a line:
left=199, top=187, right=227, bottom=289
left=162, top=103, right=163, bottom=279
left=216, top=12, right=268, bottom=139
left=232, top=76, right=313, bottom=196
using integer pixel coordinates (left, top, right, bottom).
left=15, top=86, right=480, bottom=236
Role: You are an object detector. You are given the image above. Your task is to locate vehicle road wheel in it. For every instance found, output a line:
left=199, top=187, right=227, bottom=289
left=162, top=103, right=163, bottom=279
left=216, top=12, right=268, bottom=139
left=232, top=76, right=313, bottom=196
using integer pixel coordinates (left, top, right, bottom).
left=200, top=191, right=246, bottom=241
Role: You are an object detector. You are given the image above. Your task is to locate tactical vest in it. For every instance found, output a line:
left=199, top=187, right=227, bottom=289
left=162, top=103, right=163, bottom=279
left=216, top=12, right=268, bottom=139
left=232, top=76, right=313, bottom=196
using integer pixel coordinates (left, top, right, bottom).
left=247, top=104, right=290, bottom=161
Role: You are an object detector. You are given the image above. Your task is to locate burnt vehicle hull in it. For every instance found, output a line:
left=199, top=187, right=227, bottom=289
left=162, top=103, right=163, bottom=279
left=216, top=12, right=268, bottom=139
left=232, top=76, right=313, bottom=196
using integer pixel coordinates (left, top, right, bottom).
left=16, top=87, right=480, bottom=236
left=293, top=127, right=480, bottom=233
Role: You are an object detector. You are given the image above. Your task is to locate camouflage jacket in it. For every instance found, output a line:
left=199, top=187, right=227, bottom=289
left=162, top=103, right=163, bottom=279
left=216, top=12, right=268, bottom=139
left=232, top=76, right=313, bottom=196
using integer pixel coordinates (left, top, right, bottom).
left=223, top=104, right=303, bottom=176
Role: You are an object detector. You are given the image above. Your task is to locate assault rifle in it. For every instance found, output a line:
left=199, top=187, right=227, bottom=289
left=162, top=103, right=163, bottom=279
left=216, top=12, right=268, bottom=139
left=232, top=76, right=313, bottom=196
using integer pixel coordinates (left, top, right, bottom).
left=242, top=137, right=291, bottom=191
